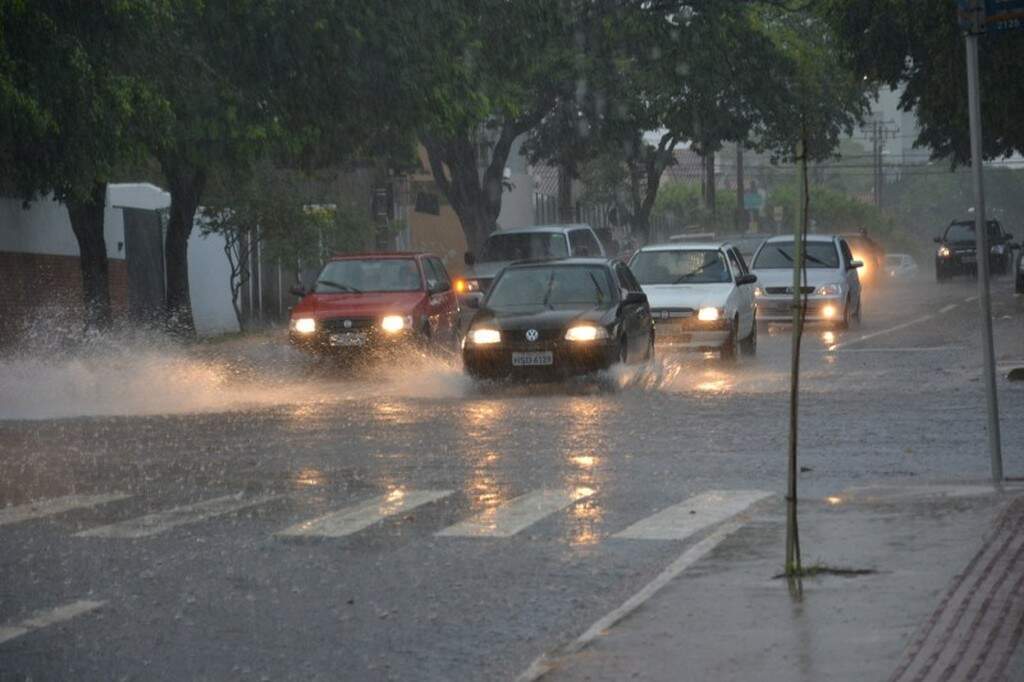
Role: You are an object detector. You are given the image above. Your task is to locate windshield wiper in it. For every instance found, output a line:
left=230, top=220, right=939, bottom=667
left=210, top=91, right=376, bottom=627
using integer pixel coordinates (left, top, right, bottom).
left=673, top=262, right=717, bottom=283
left=317, top=280, right=362, bottom=293
left=773, top=247, right=794, bottom=263
left=804, top=253, right=830, bottom=267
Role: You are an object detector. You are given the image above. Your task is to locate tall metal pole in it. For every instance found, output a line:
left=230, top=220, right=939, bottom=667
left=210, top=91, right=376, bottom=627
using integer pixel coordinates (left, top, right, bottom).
left=964, top=23, right=1004, bottom=484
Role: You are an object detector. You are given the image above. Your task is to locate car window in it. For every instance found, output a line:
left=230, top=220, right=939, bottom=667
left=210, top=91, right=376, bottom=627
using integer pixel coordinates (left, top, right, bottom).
left=839, top=240, right=855, bottom=268
left=486, top=265, right=615, bottom=309
left=630, top=249, right=732, bottom=284
left=945, top=221, right=1002, bottom=242
left=569, top=229, right=602, bottom=257
left=480, top=232, right=569, bottom=261
left=315, top=259, right=422, bottom=293
left=726, top=248, right=746, bottom=277
left=614, top=263, right=642, bottom=292
left=427, top=258, right=450, bottom=286
left=752, top=241, right=841, bottom=270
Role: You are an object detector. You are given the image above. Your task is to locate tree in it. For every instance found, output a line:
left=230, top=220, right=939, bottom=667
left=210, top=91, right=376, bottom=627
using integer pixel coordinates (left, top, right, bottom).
left=819, top=0, right=1024, bottom=164
left=0, top=0, right=158, bottom=330
left=421, top=0, right=573, bottom=254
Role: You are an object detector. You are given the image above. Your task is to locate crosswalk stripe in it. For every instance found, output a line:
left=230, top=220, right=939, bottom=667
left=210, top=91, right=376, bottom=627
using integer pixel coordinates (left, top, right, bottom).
left=437, top=489, right=591, bottom=538
left=0, top=599, right=104, bottom=645
left=613, top=489, right=772, bottom=541
left=0, top=493, right=130, bottom=528
left=74, top=493, right=281, bottom=538
left=276, top=489, right=453, bottom=538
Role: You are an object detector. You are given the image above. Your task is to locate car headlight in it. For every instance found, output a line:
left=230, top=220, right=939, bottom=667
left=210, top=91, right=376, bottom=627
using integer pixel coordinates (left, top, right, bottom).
left=938, top=246, right=951, bottom=257
left=814, top=284, right=841, bottom=296
left=290, top=317, right=316, bottom=334
left=565, top=325, right=609, bottom=342
left=753, top=286, right=765, bottom=298
left=992, top=244, right=1005, bottom=255
left=455, top=278, right=480, bottom=294
left=697, top=307, right=722, bottom=322
left=381, top=315, right=413, bottom=333
left=469, top=328, right=501, bottom=344
left=822, top=304, right=837, bottom=319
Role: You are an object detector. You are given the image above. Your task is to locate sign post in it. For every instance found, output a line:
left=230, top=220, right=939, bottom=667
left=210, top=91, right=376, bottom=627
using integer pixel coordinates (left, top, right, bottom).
left=959, top=0, right=1004, bottom=484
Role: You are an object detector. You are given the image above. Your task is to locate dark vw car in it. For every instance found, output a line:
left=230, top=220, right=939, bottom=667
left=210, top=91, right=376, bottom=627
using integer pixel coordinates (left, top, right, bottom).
left=935, top=219, right=1015, bottom=280
left=462, top=259, right=654, bottom=380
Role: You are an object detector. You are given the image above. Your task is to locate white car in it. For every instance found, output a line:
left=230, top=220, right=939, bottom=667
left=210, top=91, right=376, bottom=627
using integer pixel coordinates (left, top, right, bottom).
left=885, top=253, right=919, bottom=280
left=750, top=235, right=863, bottom=328
left=628, top=242, right=758, bottom=359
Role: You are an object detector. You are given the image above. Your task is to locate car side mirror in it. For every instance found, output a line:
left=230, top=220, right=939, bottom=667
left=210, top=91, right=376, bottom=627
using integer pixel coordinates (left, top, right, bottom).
left=464, top=296, right=480, bottom=309
left=933, top=237, right=942, bottom=243
left=289, top=285, right=307, bottom=297
left=623, top=291, right=647, bottom=306
left=464, top=252, right=476, bottom=266
left=736, top=273, right=757, bottom=285
left=850, top=260, right=864, bottom=269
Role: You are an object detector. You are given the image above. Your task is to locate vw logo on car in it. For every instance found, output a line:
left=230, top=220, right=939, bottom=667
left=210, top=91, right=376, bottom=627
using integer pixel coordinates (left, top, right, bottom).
left=525, top=329, right=539, bottom=342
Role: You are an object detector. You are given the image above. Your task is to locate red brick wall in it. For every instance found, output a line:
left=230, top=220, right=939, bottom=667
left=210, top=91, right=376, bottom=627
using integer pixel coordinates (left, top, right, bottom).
left=0, top=251, right=128, bottom=344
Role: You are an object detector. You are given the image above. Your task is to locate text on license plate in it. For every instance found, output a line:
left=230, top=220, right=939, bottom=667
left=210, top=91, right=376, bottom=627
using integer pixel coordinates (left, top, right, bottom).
left=329, top=333, right=366, bottom=347
left=512, top=351, right=554, bottom=367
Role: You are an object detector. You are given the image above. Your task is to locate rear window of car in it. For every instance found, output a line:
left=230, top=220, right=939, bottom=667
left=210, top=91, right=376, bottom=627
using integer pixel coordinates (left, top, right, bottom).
left=486, top=265, right=614, bottom=309
left=752, top=241, right=840, bottom=269
left=480, top=232, right=570, bottom=261
left=315, top=259, right=422, bottom=293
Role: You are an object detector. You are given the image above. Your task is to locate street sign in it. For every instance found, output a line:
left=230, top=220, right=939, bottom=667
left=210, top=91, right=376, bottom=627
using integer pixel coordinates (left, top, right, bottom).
left=958, top=0, right=1024, bottom=33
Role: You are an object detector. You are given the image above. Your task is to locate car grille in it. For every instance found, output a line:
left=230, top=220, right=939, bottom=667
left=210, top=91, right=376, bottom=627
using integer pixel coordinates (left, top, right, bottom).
left=649, top=308, right=695, bottom=320
left=765, top=286, right=814, bottom=295
left=320, top=317, right=377, bottom=332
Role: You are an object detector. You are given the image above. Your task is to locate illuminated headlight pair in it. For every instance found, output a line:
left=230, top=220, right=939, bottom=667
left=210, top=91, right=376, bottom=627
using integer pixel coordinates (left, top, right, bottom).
left=380, top=315, right=413, bottom=333
left=814, top=284, right=841, bottom=296
left=697, top=307, right=723, bottom=322
left=938, top=246, right=951, bottom=257
left=290, top=317, right=316, bottom=334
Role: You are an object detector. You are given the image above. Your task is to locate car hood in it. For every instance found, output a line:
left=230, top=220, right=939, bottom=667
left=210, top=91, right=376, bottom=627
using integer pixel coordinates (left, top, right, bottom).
left=752, top=269, right=844, bottom=289
left=471, top=305, right=612, bottom=331
left=292, top=291, right=425, bottom=318
left=464, top=261, right=511, bottom=281
left=641, top=283, right=733, bottom=309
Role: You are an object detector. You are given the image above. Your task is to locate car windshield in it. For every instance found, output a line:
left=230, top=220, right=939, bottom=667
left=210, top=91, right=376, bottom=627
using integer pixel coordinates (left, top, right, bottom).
left=945, top=222, right=1001, bottom=243
left=480, top=233, right=570, bottom=261
left=486, top=265, right=613, bottom=309
left=630, top=250, right=731, bottom=284
left=314, top=259, right=421, bottom=293
left=752, top=242, right=840, bottom=269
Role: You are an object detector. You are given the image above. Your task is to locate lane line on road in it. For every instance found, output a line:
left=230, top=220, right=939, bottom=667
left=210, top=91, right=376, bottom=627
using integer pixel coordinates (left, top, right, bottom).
left=516, top=517, right=751, bottom=682
left=0, top=599, right=104, bottom=645
left=939, top=304, right=958, bottom=314
left=0, top=493, right=130, bottom=528
left=829, top=346, right=962, bottom=354
left=276, top=489, right=452, bottom=538
left=828, top=314, right=934, bottom=351
left=966, top=296, right=978, bottom=303
left=437, top=489, right=590, bottom=538
left=613, top=490, right=771, bottom=541
left=75, top=493, right=281, bottom=538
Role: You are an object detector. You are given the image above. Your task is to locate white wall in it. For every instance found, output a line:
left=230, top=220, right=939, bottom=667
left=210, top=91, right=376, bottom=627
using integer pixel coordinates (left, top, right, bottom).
left=188, top=230, right=239, bottom=336
left=0, top=195, right=125, bottom=260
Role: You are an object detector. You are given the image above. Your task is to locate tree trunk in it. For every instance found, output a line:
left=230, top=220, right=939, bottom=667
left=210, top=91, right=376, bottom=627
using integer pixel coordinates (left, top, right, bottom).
left=163, top=165, right=206, bottom=337
left=735, top=144, right=746, bottom=232
left=557, top=165, right=574, bottom=223
left=703, top=151, right=716, bottom=218
left=66, top=181, right=112, bottom=332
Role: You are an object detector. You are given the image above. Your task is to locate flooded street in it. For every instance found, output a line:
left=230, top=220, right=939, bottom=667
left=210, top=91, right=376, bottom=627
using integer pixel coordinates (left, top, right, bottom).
left=1, top=277, right=1021, bottom=680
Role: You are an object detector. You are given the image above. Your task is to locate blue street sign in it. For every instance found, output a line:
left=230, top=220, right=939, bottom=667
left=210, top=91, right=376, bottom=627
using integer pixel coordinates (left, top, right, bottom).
left=959, top=0, right=1024, bottom=33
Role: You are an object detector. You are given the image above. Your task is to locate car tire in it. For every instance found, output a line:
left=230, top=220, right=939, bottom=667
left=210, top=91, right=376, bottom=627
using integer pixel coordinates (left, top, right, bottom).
left=1017, top=272, right=1024, bottom=294
left=836, top=299, right=850, bottom=331
left=739, top=316, right=757, bottom=356
left=643, top=331, right=655, bottom=362
left=617, top=337, right=629, bottom=366
left=852, top=298, right=862, bottom=325
left=720, top=317, right=738, bottom=362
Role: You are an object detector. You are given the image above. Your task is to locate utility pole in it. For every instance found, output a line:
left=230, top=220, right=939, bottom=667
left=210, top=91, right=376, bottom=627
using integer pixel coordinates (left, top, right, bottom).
left=866, top=116, right=897, bottom=209
left=963, top=0, right=1003, bottom=484
left=735, top=144, right=745, bottom=232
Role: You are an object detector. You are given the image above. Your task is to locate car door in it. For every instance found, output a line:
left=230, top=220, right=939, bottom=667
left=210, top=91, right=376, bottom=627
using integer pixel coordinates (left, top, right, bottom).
left=424, top=257, right=458, bottom=341
left=614, top=262, right=648, bottom=356
left=726, top=247, right=754, bottom=336
left=838, top=240, right=861, bottom=311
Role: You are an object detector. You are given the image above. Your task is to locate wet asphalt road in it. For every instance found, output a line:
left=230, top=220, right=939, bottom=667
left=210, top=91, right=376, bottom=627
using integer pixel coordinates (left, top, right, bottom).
left=0, top=275, right=1022, bottom=681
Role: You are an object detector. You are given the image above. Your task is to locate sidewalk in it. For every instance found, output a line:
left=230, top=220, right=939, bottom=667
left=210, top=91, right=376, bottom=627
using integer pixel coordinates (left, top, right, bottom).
left=531, top=484, right=1024, bottom=682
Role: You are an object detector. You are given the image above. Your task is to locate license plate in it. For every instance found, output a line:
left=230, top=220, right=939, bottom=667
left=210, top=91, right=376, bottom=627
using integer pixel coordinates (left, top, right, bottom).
left=329, top=333, right=366, bottom=347
left=511, top=351, right=554, bottom=367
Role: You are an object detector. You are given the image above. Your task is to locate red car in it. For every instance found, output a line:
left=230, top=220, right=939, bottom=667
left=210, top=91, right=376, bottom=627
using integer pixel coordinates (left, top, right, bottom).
left=288, top=252, right=460, bottom=354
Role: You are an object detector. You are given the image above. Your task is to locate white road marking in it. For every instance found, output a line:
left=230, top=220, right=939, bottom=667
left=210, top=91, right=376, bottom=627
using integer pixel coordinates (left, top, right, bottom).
left=76, top=493, right=281, bottom=538
left=0, top=493, right=130, bottom=528
left=437, top=489, right=590, bottom=538
left=939, top=304, right=958, bottom=314
left=0, top=600, right=104, bottom=645
left=830, top=346, right=962, bottom=354
left=966, top=296, right=978, bottom=302
left=828, top=314, right=934, bottom=351
left=614, top=490, right=771, bottom=541
left=276, top=489, right=452, bottom=538
left=838, top=483, right=1024, bottom=502
left=516, top=519, right=747, bottom=682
